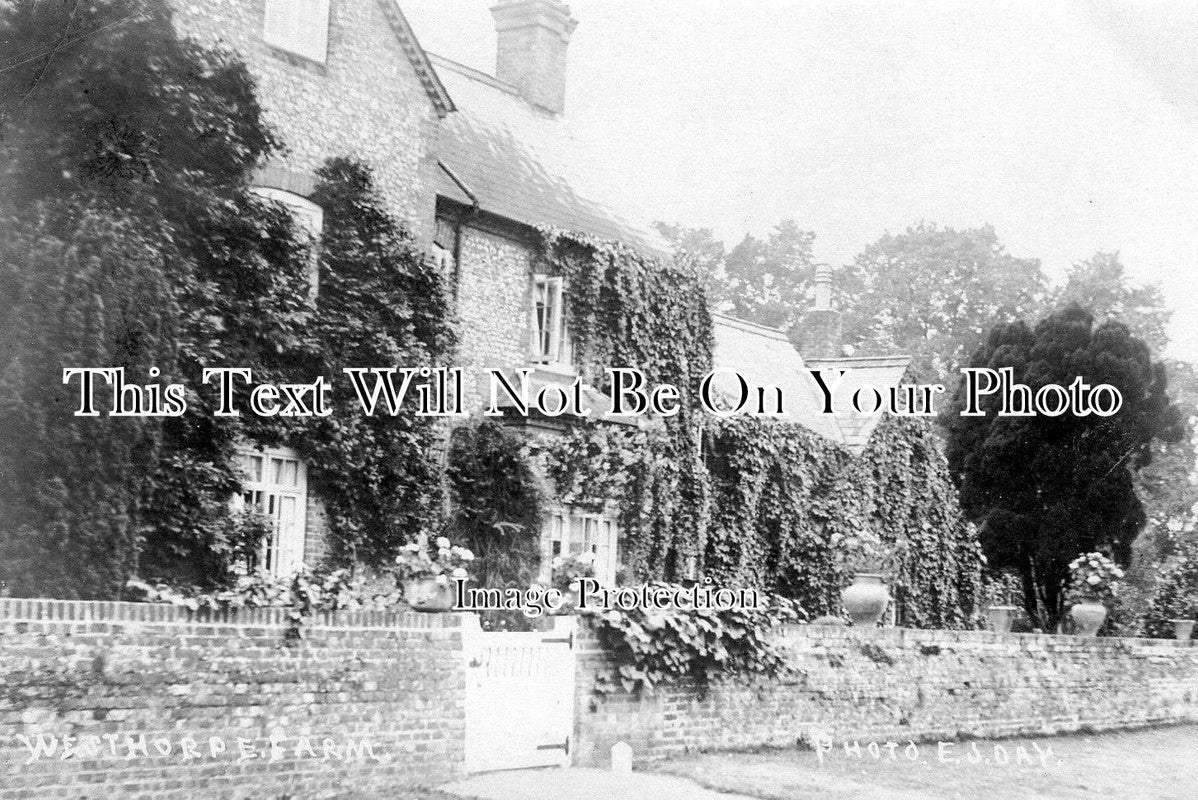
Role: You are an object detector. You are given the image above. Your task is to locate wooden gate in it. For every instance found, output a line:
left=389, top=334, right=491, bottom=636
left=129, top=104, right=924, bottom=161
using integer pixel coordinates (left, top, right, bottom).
left=462, top=615, right=577, bottom=773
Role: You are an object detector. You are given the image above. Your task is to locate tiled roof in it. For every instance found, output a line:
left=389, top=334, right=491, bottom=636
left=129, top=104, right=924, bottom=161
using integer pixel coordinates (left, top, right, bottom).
left=711, top=315, right=845, bottom=443
left=430, top=54, right=667, bottom=255
left=805, top=354, right=912, bottom=452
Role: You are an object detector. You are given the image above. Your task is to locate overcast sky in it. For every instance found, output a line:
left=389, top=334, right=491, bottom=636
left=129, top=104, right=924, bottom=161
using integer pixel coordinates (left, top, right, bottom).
left=403, top=0, right=1198, bottom=362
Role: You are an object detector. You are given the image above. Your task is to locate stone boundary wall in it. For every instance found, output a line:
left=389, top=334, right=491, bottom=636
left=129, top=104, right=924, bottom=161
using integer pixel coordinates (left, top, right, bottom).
left=0, top=600, right=466, bottom=800
left=572, top=622, right=1198, bottom=767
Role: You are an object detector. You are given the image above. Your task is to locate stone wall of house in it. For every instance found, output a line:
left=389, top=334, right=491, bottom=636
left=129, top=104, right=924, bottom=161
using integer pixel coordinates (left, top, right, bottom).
left=572, top=622, right=1198, bottom=767
left=453, top=225, right=535, bottom=410
left=172, top=0, right=441, bottom=244
left=0, top=600, right=465, bottom=800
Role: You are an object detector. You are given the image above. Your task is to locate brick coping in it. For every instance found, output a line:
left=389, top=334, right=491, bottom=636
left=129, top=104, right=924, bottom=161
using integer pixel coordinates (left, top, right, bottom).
left=0, top=598, right=462, bottom=631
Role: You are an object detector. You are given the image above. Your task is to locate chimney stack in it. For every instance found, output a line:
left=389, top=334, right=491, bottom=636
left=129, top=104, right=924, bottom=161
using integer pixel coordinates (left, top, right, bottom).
left=790, top=264, right=843, bottom=359
left=491, top=0, right=578, bottom=115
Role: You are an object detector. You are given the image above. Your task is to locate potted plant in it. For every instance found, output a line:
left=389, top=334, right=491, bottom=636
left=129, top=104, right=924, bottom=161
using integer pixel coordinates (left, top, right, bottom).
left=395, top=537, right=474, bottom=612
left=1172, top=617, right=1196, bottom=641
left=984, top=570, right=1021, bottom=633
left=549, top=552, right=595, bottom=614
left=838, top=527, right=892, bottom=627
left=1065, top=552, right=1123, bottom=636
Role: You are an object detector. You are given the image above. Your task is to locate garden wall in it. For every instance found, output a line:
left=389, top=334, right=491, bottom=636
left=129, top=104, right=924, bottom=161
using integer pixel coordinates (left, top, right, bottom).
left=0, top=600, right=465, bottom=800
left=573, top=622, right=1198, bottom=767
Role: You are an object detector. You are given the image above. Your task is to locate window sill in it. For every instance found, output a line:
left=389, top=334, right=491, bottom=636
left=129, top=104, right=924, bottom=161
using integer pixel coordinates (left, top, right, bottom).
left=264, top=44, right=328, bottom=76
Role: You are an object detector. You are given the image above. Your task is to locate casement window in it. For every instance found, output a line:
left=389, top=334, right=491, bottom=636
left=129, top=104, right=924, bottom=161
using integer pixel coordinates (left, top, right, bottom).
left=237, top=447, right=308, bottom=577
left=531, top=274, right=571, bottom=367
left=263, top=0, right=331, bottom=64
left=250, top=187, right=322, bottom=300
left=542, top=508, right=618, bottom=586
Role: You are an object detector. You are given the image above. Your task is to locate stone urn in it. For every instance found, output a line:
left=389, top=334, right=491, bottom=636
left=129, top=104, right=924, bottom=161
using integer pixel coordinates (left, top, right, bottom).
left=1068, top=599, right=1108, bottom=636
left=404, top=578, right=454, bottom=612
left=986, top=604, right=1019, bottom=633
left=841, top=573, right=890, bottom=627
left=1171, top=618, right=1195, bottom=641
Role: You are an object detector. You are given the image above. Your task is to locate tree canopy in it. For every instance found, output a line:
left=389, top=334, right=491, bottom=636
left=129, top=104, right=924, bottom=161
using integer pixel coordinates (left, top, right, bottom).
left=942, top=304, right=1181, bottom=628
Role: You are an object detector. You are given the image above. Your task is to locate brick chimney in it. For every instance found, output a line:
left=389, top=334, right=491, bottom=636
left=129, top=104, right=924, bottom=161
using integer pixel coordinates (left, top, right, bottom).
left=790, top=264, right=843, bottom=359
left=491, top=0, right=578, bottom=115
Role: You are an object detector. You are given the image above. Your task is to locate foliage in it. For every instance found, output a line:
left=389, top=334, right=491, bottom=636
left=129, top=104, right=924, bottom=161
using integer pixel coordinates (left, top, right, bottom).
left=0, top=2, right=455, bottom=596
left=550, top=552, right=595, bottom=594
left=299, top=158, right=454, bottom=568
left=1055, top=252, right=1171, bottom=353
left=943, top=304, right=1182, bottom=630
left=394, top=537, right=475, bottom=584
left=445, top=419, right=547, bottom=594
left=0, top=0, right=303, bottom=597
left=839, top=222, right=1046, bottom=381
left=1144, top=545, right=1198, bottom=638
left=545, top=414, right=984, bottom=629
left=585, top=587, right=803, bottom=694
left=1065, top=552, right=1124, bottom=604
left=125, top=564, right=407, bottom=639
left=538, top=230, right=713, bottom=580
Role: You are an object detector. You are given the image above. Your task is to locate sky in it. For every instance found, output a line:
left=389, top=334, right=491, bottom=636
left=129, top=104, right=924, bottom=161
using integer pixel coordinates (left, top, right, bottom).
left=402, top=0, right=1198, bottom=362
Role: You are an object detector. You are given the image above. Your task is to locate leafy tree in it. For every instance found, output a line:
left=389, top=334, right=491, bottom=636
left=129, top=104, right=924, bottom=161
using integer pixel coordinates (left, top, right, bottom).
left=942, top=304, right=1182, bottom=629
left=1056, top=252, right=1171, bottom=353
left=840, top=222, right=1046, bottom=381
left=656, top=219, right=817, bottom=330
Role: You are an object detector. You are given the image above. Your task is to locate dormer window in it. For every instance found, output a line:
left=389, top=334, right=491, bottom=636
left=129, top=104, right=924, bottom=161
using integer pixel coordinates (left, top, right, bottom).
left=263, top=0, right=330, bottom=64
left=531, top=274, right=570, bottom=367
left=250, top=187, right=322, bottom=301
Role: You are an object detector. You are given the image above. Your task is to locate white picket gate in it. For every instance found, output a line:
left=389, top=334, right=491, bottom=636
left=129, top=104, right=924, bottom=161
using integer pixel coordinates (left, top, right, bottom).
left=461, top=614, right=577, bottom=773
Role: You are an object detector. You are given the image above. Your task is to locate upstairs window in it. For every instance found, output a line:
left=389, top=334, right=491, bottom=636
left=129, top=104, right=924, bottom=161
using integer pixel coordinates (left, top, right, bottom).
left=531, top=274, right=570, bottom=367
left=263, top=0, right=331, bottom=64
left=251, top=187, right=322, bottom=300
left=236, top=447, right=308, bottom=577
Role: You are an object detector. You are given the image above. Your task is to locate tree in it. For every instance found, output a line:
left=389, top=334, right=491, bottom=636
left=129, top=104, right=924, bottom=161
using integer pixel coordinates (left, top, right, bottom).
left=840, top=223, right=1046, bottom=381
left=0, top=0, right=304, bottom=596
left=942, top=304, right=1182, bottom=629
left=655, top=219, right=817, bottom=330
left=1056, top=252, right=1171, bottom=353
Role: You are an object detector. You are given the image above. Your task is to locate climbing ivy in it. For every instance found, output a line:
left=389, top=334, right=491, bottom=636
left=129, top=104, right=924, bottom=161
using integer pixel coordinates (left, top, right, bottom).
left=538, top=230, right=713, bottom=580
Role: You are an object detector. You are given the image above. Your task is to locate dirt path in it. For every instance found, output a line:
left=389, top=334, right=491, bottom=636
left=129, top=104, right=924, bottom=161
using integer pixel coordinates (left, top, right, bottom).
left=655, top=725, right=1198, bottom=800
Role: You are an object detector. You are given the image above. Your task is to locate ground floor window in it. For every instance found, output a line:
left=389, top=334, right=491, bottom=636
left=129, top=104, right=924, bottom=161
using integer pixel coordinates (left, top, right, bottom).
left=236, top=446, right=307, bottom=577
left=541, top=507, right=618, bottom=586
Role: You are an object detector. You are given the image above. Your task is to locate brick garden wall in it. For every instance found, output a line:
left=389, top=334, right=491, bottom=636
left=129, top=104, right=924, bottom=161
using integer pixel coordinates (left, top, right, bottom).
left=0, top=600, right=465, bottom=800
left=572, top=622, right=1198, bottom=767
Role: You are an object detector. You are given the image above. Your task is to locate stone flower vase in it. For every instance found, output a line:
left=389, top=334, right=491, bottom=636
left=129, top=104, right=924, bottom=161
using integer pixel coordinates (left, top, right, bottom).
left=986, top=604, right=1018, bottom=633
left=1068, top=598, right=1107, bottom=636
left=842, top=573, right=890, bottom=627
left=404, top=578, right=454, bottom=612
left=1171, top=619, right=1195, bottom=641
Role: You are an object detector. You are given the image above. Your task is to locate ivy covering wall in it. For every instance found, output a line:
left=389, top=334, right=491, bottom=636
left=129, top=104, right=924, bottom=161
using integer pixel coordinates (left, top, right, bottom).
left=538, top=230, right=983, bottom=627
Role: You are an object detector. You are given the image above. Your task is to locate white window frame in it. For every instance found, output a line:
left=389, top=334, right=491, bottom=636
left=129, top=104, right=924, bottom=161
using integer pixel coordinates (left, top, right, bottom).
left=263, top=0, right=331, bottom=64
left=235, top=446, right=308, bottom=577
left=251, top=187, right=322, bottom=301
left=541, top=507, right=618, bottom=586
left=530, top=274, right=571, bottom=369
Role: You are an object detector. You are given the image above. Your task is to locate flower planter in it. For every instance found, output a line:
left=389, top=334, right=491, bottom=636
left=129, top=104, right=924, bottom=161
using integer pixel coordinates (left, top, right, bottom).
left=986, top=604, right=1018, bottom=633
left=1171, top=618, right=1195, bottom=641
left=403, top=578, right=454, bottom=612
left=1068, top=599, right=1107, bottom=636
left=841, top=573, right=890, bottom=627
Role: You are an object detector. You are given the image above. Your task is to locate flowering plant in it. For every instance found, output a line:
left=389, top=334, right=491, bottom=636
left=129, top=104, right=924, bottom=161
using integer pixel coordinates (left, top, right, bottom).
left=551, top=552, right=595, bottom=594
left=395, top=536, right=475, bottom=586
left=1066, top=552, right=1124, bottom=603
